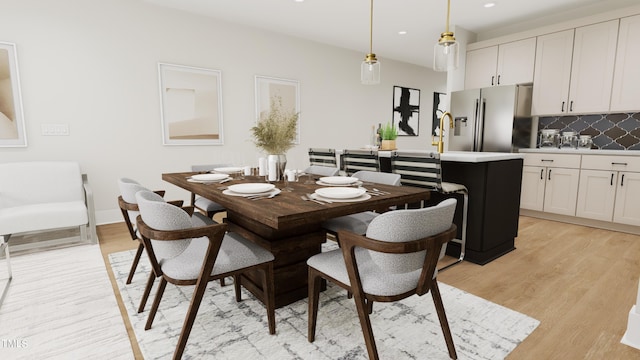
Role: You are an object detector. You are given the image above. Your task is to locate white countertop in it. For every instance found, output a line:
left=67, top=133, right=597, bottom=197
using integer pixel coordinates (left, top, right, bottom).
left=377, top=150, right=523, bottom=163
left=519, top=148, right=640, bottom=156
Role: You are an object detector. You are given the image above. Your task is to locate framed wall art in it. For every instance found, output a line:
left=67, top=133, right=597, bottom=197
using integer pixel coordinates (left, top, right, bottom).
left=392, top=86, right=420, bottom=136
left=0, top=42, right=27, bottom=147
left=158, top=63, right=224, bottom=145
left=255, top=75, right=300, bottom=144
left=432, top=92, right=449, bottom=137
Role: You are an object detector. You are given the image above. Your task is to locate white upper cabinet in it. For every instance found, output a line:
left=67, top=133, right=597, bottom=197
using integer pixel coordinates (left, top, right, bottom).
left=610, top=14, right=640, bottom=112
left=532, top=20, right=619, bottom=116
left=531, top=29, right=575, bottom=115
left=569, top=20, right=619, bottom=114
left=464, top=38, right=536, bottom=90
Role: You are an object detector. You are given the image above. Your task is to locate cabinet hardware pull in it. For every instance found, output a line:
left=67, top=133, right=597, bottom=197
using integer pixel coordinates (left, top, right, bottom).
left=611, top=162, right=628, bottom=166
left=540, top=169, right=544, bottom=180
left=491, top=75, right=495, bottom=86
left=541, top=159, right=554, bottom=162
left=621, top=174, right=625, bottom=187
left=611, top=173, right=614, bottom=186
left=548, top=169, right=552, bottom=181
left=497, top=75, right=501, bottom=85
left=561, top=101, right=565, bottom=112
left=569, top=101, right=574, bottom=112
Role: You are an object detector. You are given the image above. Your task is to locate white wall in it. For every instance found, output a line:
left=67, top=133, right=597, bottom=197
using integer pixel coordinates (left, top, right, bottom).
left=0, top=0, right=445, bottom=224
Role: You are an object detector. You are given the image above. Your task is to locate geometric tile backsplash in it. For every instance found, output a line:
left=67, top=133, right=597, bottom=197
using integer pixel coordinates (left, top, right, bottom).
left=538, top=113, right=640, bottom=150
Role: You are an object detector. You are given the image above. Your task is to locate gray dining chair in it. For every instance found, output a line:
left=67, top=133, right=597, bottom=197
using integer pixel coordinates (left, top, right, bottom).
left=341, top=149, right=380, bottom=176
left=303, top=165, right=340, bottom=177
left=118, top=177, right=215, bottom=312
left=190, top=164, right=229, bottom=219
left=321, top=171, right=401, bottom=238
left=307, top=199, right=459, bottom=360
left=390, top=150, right=468, bottom=271
left=118, top=178, right=173, bottom=286
left=135, top=190, right=276, bottom=360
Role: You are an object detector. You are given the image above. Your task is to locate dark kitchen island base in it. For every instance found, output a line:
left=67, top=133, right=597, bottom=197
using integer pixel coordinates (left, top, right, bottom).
left=380, top=153, right=524, bottom=265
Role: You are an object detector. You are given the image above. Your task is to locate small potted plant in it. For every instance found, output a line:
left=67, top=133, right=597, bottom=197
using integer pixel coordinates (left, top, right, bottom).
left=380, top=121, right=398, bottom=150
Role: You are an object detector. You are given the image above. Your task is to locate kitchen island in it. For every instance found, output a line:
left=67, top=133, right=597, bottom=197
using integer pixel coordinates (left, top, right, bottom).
left=378, top=151, right=524, bottom=265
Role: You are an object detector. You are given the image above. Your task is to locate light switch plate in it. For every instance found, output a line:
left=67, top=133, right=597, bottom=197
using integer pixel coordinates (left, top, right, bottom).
left=41, top=124, right=69, bottom=136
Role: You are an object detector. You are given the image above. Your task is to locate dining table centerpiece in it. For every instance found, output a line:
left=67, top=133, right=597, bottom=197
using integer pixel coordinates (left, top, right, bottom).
left=251, top=96, right=299, bottom=181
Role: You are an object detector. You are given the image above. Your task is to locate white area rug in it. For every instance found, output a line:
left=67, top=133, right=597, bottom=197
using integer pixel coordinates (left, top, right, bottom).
left=0, top=244, right=133, bottom=359
left=110, top=248, right=539, bottom=360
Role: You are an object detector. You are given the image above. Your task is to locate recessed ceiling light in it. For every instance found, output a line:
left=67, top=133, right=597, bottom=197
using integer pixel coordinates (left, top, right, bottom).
left=294, top=0, right=304, bottom=2
left=484, top=2, right=496, bottom=8
left=398, top=31, right=407, bottom=35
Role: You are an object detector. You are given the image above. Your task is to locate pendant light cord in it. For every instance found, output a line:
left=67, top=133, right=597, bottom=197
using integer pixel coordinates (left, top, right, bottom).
left=445, top=0, right=451, bottom=33
left=369, top=0, right=374, bottom=54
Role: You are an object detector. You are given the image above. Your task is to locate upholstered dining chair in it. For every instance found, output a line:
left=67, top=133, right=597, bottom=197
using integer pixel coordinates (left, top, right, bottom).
left=190, top=164, right=229, bottom=219
left=303, top=165, right=340, bottom=177
left=117, top=178, right=171, bottom=285
left=118, top=178, right=216, bottom=312
left=321, top=171, right=401, bottom=238
left=135, top=190, right=276, bottom=360
left=389, top=150, right=469, bottom=271
left=341, top=149, right=380, bottom=176
left=307, top=199, right=458, bottom=360
left=308, top=148, right=337, bottom=167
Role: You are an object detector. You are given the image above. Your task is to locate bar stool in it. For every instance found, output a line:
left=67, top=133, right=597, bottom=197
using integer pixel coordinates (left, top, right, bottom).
left=308, top=148, right=337, bottom=167
left=341, top=149, right=379, bottom=176
left=390, top=150, right=468, bottom=271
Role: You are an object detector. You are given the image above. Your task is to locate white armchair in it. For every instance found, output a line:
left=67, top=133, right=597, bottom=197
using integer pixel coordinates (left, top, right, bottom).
left=0, top=161, right=97, bottom=306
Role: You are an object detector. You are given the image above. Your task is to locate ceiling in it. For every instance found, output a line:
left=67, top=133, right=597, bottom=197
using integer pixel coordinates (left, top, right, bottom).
left=144, top=0, right=638, bottom=69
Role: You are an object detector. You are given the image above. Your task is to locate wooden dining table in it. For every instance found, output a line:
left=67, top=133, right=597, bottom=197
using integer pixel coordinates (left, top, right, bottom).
left=162, top=172, right=431, bottom=308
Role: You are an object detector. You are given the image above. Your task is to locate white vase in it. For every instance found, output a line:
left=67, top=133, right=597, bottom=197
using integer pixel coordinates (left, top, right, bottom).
left=267, top=154, right=287, bottom=182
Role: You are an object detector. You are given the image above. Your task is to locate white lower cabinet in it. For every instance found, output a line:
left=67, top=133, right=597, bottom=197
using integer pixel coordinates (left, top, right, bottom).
left=572, top=155, right=640, bottom=226
left=576, top=170, right=618, bottom=221
left=521, top=153, right=581, bottom=215
left=543, top=167, right=580, bottom=215
left=613, top=172, right=640, bottom=226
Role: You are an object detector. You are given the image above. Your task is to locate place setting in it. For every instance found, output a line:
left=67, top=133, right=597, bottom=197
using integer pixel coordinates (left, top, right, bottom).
left=187, top=173, right=232, bottom=184
left=316, top=176, right=363, bottom=187
left=309, top=187, right=371, bottom=203
left=222, top=183, right=281, bottom=200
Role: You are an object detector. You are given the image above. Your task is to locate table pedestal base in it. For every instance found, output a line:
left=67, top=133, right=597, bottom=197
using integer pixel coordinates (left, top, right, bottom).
left=226, top=212, right=326, bottom=308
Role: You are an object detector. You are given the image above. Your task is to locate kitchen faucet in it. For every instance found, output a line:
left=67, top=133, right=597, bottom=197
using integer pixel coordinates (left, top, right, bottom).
left=432, top=111, right=454, bottom=154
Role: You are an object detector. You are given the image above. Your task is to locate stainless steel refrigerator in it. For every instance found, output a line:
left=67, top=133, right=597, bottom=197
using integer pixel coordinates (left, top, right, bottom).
left=448, top=84, right=535, bottom=152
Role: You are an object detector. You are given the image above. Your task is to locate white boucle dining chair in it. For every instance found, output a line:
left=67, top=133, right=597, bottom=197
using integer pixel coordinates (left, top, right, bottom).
left=117, top=177, right=215, bottom=312
left=321, top=170, right=401, bottom=238
left=303, top=165, right=340, bottom=177
left=135, top=190, right=276, bottom=360
left=307, top=199, right=459, bottom=360
left=190, top=164, right=229, bottom=219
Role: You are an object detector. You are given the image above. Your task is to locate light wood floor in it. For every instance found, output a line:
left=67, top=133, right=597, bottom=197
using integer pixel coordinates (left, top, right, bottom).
left=97, top=215, right=640, bottom=359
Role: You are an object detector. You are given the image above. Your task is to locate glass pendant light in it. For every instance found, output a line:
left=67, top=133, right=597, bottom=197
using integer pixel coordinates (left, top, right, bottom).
left=361, top=0, right=380, bottom=84
left=433, top=0, right=459, bottom=72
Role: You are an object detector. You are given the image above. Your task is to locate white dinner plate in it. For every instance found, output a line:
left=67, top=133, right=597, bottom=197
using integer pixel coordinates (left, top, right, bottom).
left=223, top=188, right=281, bottom=197
left=311, top=193, right=371, bottom=203
left=319, top=176, right=359, bottom=185
left=191, top=173, right=229, bottom=182
left=315, top=187, right=366, bottom=199
left=227, top=183, right=275, bottom=194
left=316, top=180, right=363, bottom=187
left=214, top=167, right=244, bottom=174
